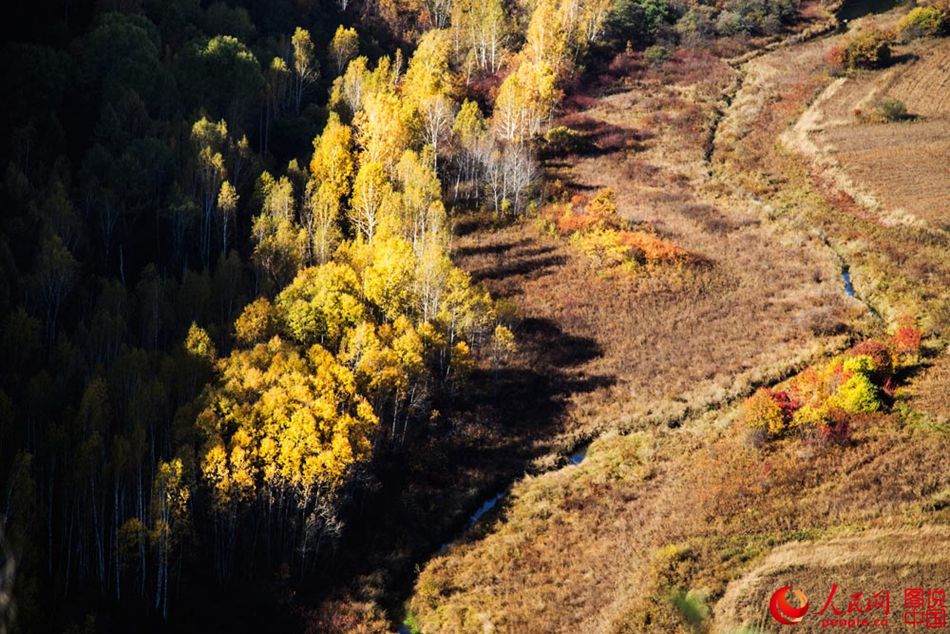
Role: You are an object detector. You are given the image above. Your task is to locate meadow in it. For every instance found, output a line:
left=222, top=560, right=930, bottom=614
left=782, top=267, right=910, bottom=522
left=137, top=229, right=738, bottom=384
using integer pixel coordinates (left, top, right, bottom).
left=404, top=3, right=950, bottom=632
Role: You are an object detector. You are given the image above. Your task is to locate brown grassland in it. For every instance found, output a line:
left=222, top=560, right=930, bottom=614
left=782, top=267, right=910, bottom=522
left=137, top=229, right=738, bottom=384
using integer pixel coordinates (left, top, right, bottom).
left=403, top=4, right=950, bottom=633
left=409, top=417, right=950, bottom=632
left=453, top=46, right=857, bottom=450
left=786, top=37, right=950, bottom=228
left=720, top=12, right=950, bottom=332
left=715, top=526, right=950, bottom=632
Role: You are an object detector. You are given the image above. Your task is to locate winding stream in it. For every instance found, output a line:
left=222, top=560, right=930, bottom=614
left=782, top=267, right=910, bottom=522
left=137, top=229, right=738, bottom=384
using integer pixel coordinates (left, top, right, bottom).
left=842, top=268, right=856, bottom=298
left=396, top=4, right=889, bottom=629
left=432, top=443, right=592, bottom=555
left=402, top=442, right=592, bottom=630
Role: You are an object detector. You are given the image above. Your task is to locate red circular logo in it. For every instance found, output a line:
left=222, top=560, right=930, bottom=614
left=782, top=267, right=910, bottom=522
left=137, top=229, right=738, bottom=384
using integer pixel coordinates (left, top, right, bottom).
left=769, top=585, right=810, bottom=625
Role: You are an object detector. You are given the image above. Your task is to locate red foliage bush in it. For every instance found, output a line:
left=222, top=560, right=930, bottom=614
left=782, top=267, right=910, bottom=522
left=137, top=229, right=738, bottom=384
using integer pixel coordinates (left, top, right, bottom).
left=891, top=315, right=923, bottom=357
left=816, top=407, right=852, bottom=446
left=848, top=339, right=894, bottom=381
left=826, top=44, right=846, bottom=74
left=772, top=390, right=801, bottom=419
left=606, top=50, right=644, bottom=80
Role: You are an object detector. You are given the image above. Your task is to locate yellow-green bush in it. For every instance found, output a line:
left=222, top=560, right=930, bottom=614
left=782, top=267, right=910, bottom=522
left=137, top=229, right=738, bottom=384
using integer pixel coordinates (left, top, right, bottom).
left=570, top=227, right=635, bottom=268
left=844, top=29, right=893, bottom=69
left=543, top=125, right=585, bottom=155
left=898, top=6, right=948, bottom=40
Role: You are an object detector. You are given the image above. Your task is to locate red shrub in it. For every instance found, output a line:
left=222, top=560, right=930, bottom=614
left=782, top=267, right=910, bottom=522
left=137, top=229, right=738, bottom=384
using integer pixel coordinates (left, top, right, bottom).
left=891, top=315, right=923, bottom=357
left=817, top=407, right=852, bottom=446
left=606, top=50, right=643, bottom=79
left=848, top=339, right=894, bottom=381
left=827, top=44, right=846, bottom=70
left=772, top=390, right=802, bottom=419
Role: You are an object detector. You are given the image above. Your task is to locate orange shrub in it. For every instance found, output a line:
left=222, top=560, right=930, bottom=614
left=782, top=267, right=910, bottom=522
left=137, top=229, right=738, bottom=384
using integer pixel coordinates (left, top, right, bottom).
left=617, top=230, right=692, bottom=264
left=743, top=388, right=787, bottom=436
left=542, top=187, right=699, bottom=270
left=827, top=44, right=847, bottom=75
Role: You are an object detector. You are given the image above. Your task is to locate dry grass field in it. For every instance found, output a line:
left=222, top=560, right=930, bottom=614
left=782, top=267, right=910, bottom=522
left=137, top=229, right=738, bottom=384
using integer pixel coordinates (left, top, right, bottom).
left=408, top=415, right=950, bottom=633
left=405, top=8, right=950, bottom=632
left=454, top=49, right=857, bottom=447
left=902, top=348, right=950, bottom=425
left=787, top=37, right=950, bottom=229
left=716, top=527, right=950, bottom=632
left=718, top=18, right=950, bottom=334
left=887, top=39, right=950, bottom=117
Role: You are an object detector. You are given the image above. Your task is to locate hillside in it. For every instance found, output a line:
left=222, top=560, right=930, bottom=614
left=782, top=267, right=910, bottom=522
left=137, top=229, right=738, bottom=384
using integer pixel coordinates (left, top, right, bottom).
left=403, top=2, right=950, bottom=632
left=0, top=0, right=947, bottom=632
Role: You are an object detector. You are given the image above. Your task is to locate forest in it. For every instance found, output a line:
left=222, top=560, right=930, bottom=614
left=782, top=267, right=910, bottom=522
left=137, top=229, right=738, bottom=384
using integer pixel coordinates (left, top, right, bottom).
left=0, top=0, right=611, bottom=629
left=2, top=0, right=947, bottom=632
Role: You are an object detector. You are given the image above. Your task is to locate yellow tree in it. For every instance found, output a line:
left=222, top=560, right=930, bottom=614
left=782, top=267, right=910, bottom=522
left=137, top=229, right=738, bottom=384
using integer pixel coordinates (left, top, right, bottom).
left=354, top=91, right=411, bottom=170
left=453, top=0, right=508, bottom=73
left=350, top=161, right=394, bottom=241
left=197, top=336, right=378, bottom=571
left=339, top=317, right=425, bottom=440
left=291, top=27, right=320, bottom=113
left=402, top=33, right=456, bottom=168
left=233, top=297, right=278, bottom=345
left=264, top=56, right=291, bottom=152
left=276, top=261, right=367, bottom=349
left=151, top=458, right=189, bottom=618
left=395, top=148, right=444, bottom=248
left=452, top=99, right=489, bottom=200
left=309, top=113, right=355, bottom=200
left=362, top=234, right=418, bottom=321
left=251, top=172, right=307, bottom=288
left=525, top=0, right=568, bottom=71
left=422, top=0, right=452, bottom=27
left=414, top=229, right=453, bottom=322
left=493, top=60, right=557, bottom=143
left=330, top=55, right=369, bottom=115
left=329, top=25, right=359, bottom=76
left=191, top=117, right=229, bottom=266
left=217, top=180, right=238, bottom=256
left=303, top=180, right=342, bottom=264
left=402, top=29, right=452, bottom=107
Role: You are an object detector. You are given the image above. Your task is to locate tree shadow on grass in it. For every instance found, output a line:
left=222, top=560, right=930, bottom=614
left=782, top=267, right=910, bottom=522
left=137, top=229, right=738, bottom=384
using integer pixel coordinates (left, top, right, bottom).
left=542, top=115, right=654, bottom=161
left=454, top=238, right=532, bottom=258
left=304, top=226, right=615, bottom=627
left=470, top=254, right=567, bottom=286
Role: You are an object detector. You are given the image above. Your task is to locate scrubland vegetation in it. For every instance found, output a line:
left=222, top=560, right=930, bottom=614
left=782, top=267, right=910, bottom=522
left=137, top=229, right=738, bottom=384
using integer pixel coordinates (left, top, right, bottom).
left=409, top=402, right=950, bottom=632
left=1, top=0, right=947, bottom=631
left=405, top=0, right=950, bottom=632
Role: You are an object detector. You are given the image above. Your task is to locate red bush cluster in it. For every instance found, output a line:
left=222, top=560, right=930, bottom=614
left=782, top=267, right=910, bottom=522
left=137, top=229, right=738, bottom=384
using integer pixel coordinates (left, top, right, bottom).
left=816, top=407, right=852, bottom=446
left=742, top=319, right=925, bottom=445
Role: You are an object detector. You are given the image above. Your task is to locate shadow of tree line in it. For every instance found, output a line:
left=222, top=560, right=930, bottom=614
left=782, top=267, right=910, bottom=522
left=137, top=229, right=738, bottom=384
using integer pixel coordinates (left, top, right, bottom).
left=300, top=223, right=616, bottom=626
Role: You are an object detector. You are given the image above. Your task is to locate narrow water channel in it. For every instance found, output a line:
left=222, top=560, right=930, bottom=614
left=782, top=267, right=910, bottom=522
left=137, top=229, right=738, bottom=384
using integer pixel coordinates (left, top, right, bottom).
left=405, top=443, right=592, bottom=630
left=842, top=268, right=856, bottom=298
